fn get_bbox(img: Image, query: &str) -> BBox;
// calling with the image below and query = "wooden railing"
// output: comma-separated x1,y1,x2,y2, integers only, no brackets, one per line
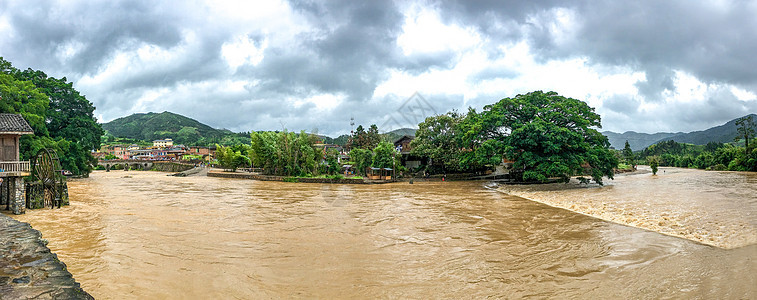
0,161,31,173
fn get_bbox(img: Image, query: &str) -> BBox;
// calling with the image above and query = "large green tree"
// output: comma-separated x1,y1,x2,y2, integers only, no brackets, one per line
348,124,381,150
466,91,617,184
410,112,470,172
215,145,251,171
249,130,317,176
371,141,398,169
1,58,103,175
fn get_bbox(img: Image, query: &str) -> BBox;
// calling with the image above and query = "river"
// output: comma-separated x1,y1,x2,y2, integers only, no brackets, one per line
11,171,757,299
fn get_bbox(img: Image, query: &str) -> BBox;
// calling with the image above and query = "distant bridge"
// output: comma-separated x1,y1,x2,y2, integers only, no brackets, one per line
97,160,155,171
97,160,196,172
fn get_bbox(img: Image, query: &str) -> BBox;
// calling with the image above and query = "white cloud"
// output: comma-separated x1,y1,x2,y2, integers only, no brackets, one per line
397,5,481,55
222,35,267,70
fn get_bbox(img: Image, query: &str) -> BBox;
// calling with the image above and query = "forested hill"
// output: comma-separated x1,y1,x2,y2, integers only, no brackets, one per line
656,114,757,145
604,114,757,150
102,111,230,144
602,131,680,151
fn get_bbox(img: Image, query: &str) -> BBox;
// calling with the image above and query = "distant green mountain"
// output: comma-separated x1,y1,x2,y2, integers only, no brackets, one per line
657,114,757,145
386,128,417,136
101,111,249,146
383,128,417,143
603,114,757,150
602,131,680,151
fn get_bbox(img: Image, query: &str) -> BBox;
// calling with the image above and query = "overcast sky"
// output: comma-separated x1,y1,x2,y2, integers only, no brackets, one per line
1,0,756,136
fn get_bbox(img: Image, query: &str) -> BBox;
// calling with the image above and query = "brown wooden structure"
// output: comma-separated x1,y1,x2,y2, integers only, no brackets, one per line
366,167,394,180
0,114,33,214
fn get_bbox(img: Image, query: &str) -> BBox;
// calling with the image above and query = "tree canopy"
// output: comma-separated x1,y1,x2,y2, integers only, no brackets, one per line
481,91,617,184
348,124,380,150
412,90,617,184
1,57,104,175
249,130,317,176
410,111,477,172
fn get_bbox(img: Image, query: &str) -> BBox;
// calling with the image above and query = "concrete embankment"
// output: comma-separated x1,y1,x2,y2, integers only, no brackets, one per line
0,214,92,299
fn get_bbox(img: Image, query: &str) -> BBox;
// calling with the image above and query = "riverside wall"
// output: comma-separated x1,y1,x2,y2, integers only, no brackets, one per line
0,214,92,299
150,162,195,173
207,170,373,184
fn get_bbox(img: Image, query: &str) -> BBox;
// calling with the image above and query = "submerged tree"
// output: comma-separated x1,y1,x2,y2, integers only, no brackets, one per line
623,140,634,163
649,156,659,175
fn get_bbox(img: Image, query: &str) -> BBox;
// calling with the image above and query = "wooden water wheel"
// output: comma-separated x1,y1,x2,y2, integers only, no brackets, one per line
33,148,63,209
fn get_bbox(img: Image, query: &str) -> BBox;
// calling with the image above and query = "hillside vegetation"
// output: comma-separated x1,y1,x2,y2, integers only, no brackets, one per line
102,111,250,146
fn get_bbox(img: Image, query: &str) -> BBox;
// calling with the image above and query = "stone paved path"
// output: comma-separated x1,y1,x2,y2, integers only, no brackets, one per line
0,214,92,300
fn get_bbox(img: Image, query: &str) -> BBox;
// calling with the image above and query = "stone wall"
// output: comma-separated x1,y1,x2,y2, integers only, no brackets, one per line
1,177,27,214
150,162,195,173
0,214,93,299
12,177,25,214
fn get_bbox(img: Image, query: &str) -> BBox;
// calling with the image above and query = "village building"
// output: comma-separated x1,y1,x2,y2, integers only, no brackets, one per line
393,135,423,170
0,113,33,214
99,144,130,159
153,138,173,148
188,146,216,161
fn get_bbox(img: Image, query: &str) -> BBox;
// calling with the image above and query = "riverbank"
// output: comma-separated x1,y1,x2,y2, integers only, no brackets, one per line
497,166,757,249
208,170,393,184
0,213,92,299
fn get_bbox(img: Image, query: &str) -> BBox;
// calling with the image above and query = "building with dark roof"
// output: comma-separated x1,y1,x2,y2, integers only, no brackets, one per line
0,113,34,135
0,113,34,214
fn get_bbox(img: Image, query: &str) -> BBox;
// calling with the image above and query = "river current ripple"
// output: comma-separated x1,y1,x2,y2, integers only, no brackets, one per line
12,171,757,299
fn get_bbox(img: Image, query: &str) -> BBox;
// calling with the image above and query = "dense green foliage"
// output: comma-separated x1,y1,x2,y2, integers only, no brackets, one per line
372,141,399,169
622,140,634,163
324,149,340,175
649,156,659,175
102,111,250,146
1,57,103,175
349,148,373,175
636,137,757,171
412,91,617,184
347,124,381,150
410,112,473,172
215,145,251,171
249,130,317,176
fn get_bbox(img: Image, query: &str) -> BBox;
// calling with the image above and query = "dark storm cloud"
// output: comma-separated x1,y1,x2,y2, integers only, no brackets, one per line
1,0,755,136
242,0,403,102
2,0,187,75
438,0,757,89
244,0,466,102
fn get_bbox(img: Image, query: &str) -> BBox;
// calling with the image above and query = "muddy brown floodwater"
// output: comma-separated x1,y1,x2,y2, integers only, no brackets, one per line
11,171,757,299
500,167,757,249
